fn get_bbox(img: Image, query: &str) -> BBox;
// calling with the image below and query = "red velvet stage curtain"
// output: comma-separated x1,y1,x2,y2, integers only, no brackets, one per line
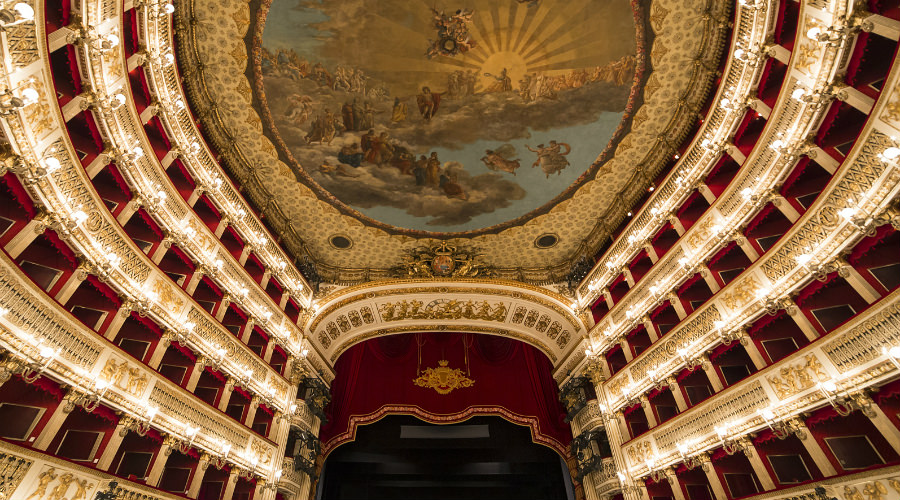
318,332,571,456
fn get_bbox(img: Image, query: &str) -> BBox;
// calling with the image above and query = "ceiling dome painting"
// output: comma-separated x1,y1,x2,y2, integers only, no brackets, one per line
252,0,648,234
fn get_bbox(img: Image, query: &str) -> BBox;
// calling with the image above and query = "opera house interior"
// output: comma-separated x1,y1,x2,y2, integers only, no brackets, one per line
2,0,900,499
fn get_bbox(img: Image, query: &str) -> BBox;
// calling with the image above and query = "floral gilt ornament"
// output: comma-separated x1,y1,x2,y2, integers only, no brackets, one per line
413,360,475,395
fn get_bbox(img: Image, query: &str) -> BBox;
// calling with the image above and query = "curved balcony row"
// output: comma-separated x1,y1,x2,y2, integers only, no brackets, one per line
572,1,897,365
1,42,294,419
558,0,880,383
623,285,900,481
43,0,332,382
598,34,900,418
62,1,315,375
574,0,782,304
0,248,282,479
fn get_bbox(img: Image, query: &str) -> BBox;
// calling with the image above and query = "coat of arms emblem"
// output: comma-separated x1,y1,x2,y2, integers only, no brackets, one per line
393,241,494,278
413,360,475,395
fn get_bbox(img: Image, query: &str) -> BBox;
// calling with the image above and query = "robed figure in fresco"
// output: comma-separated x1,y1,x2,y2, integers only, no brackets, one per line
417,87,441,121
481,149,521,175
483,68,513,93
527,140,571,178
392,97,408,122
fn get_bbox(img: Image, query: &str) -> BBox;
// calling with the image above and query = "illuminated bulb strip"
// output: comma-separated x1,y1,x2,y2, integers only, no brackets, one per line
130,15,323,369
125,12,309,306
68,23,310,369
131,19,310,307
579,10,871,390
601,113,900,411
50,46,296,403
577,1,780,306
579,7,857,359
0,317,278,477
0,0,310,413
627,297,900,478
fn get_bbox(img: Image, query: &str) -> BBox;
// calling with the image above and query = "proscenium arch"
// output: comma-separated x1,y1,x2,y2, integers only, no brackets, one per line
305,279,592,368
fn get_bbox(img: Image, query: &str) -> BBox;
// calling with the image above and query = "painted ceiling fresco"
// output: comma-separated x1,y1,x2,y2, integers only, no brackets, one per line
255,0,642,233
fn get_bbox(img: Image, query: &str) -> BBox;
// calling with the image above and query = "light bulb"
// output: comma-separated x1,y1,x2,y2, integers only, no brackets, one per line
44,157,61,174
839,207,857,221
72,210,88,225
13,3,34,20
881,147,900,161
20,87,39,105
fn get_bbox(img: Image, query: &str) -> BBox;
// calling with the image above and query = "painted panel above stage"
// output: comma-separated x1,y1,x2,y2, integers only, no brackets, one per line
255,0,643,233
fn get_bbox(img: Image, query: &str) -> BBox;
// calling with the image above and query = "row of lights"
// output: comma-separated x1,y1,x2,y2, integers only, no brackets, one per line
0,2,306,486
62,28,311,396
590,3,885,493
577,3,776,312
130,24,310,308
0,320,282,478
581,47,896,394
630,344,898,481
122,9,319,366
581,12,858,322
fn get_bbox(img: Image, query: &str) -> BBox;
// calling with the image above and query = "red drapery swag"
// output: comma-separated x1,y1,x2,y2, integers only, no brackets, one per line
318,332,572,456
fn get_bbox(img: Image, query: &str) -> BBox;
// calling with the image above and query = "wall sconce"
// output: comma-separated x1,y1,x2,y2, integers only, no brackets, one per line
758,407,803,440
616,471,641,495
81,379,111,413
177,424,200,453
21,344,59,383
807,25,856,46
839,206,894,238
239,367,254,389
878,146,900,164
882,345,900,371
676,442,702,470
817,380,854,417
795,251,847,283
212,441,232,469
714,422,742,455
69,27,120,52
262,467,284,493
0,87,38,115
677,346,703,370
131,405,158,437
644,455,667,482
732,45,767,67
